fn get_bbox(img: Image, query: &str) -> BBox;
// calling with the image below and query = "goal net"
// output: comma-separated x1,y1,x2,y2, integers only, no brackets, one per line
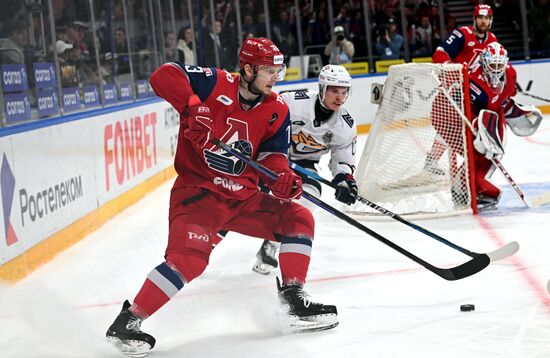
347,63,477,219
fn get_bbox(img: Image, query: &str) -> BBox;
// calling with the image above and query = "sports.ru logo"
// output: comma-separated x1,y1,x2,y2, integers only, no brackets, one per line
1,154,18,246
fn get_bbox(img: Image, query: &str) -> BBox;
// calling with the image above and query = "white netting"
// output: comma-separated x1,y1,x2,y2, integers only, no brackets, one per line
348,63,473,218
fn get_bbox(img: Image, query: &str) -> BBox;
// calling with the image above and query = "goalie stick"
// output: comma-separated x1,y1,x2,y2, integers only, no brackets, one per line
211,137,491,281
434,72,531,208
290,162,519,262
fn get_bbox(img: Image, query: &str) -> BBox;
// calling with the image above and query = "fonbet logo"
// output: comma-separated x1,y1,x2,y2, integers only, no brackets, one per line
0,154,18,246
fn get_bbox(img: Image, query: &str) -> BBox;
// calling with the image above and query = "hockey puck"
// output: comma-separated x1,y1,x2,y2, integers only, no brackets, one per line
460,304,475,312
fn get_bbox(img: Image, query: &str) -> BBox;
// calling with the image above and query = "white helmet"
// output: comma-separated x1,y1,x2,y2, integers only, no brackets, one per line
318,65,352,103
480,42,508,91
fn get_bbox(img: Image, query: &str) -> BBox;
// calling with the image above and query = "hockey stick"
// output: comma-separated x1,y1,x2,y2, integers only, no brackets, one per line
516,81,550,103
290,162,519,262
435,74,531,208
211,137,491,281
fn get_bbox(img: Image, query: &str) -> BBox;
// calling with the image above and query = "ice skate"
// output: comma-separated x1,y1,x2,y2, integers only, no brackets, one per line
252,240,279,275
106,300,156,357
477,194,499,210
277,277,338,333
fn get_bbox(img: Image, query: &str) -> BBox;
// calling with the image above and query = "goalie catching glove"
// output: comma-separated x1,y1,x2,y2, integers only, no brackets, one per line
473,109,505,160
183,94,213,148
332,173,358,205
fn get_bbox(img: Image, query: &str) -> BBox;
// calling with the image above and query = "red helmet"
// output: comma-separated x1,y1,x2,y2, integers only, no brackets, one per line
239,37,284,68
473,4,492,18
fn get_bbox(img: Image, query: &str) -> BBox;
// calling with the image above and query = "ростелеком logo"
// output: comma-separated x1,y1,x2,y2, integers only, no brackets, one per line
1,154,18,246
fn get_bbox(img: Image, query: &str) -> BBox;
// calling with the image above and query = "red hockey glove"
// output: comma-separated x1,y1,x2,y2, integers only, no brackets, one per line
332,173,358,205
183,95,212,148
271,169,303,200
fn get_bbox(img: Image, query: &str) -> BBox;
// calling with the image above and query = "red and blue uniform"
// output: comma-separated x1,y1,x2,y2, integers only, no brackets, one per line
131,62,315,317
433,26,497,68
468,63,517,199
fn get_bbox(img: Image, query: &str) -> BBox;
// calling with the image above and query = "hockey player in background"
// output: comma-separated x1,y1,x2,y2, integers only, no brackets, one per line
252,65,358,274
433,42,542,208
105,37,338,357
464,42,542,207
432,4,497,67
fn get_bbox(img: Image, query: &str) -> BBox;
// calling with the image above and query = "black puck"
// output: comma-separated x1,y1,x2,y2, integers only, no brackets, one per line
460,304,475,312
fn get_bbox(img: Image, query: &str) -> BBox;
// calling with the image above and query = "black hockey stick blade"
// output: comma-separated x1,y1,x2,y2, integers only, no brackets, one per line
433,254,490,281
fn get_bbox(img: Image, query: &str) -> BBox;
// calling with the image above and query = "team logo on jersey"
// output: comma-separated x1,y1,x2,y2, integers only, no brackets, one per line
292,120,306,126
292,131,327,154
322,131,333,144
294,91,310,100
342,113,354,127
203,118,252,179
467,41,476,47
216,95,233,106
204,68,213,76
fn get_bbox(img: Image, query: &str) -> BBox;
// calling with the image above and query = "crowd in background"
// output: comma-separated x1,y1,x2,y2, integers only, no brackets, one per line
0,0,548,123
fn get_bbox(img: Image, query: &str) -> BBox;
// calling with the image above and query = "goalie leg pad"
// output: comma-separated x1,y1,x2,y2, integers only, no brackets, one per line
473,109,506,159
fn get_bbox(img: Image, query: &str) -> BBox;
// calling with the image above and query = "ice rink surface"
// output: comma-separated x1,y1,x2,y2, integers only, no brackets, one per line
1,118,550,358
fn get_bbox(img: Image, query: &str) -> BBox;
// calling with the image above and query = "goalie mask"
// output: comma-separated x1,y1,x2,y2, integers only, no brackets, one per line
480,42,508,92
318,65,352,104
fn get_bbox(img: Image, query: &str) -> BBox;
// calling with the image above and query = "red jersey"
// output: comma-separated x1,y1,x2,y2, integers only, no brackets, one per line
150,62,291,201
433,26,497,68
468,63,517,118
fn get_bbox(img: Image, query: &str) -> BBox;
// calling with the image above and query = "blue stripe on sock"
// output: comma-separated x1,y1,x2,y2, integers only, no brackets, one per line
281,236,312,247
155,262,185,290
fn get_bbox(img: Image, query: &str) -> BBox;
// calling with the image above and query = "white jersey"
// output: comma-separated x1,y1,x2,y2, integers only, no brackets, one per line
281,89,357,176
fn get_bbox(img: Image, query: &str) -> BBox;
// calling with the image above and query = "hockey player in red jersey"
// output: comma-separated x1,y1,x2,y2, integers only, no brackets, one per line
467,42,541,207
432,4,497,67
105,37,338,356
434,42,542,208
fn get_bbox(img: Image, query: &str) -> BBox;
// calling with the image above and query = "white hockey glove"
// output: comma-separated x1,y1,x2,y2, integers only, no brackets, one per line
504,99,543,137
473,109,505,160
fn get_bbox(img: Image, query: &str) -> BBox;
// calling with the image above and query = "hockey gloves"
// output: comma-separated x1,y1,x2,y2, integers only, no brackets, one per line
271,169,303,200
183,94,213,149
332,173,358,205
473,109,505,160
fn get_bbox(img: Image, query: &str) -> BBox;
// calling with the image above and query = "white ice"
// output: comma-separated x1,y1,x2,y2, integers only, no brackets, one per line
1,118,550,358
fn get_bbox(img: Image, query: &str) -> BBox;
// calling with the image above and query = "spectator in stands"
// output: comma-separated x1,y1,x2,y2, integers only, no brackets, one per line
273,10,297,61
56,40,73,64
203,20,233,70
324,26,355,64
1,22,28,64
374,18,403,60
164,31,177,62
177,27,196,65
411,16,434,57
114,28,131,75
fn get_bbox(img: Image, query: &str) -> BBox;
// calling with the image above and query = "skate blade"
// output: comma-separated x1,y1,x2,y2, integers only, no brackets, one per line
288,313,339,333
252,260,276,275
106,336,152,357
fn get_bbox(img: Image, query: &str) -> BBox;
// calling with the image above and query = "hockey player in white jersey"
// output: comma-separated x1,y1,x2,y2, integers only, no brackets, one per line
253,64,358,274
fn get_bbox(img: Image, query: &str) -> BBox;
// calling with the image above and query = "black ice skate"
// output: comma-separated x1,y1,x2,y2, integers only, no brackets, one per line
477,194,499,210
252,240,279,275
277,277,339,333
106,300,156,357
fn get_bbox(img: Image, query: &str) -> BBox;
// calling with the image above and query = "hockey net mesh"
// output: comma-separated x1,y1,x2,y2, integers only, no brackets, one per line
347,63,473,218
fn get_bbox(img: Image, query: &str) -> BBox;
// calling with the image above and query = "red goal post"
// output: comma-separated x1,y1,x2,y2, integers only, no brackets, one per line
347,63,478,219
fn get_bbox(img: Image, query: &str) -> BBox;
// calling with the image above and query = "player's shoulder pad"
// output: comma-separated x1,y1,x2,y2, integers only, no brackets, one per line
489,32,498,42
267,91,290,117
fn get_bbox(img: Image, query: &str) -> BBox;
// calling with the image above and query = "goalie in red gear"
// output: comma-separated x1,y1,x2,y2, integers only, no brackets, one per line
105,37,338,356
434,42,541,209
